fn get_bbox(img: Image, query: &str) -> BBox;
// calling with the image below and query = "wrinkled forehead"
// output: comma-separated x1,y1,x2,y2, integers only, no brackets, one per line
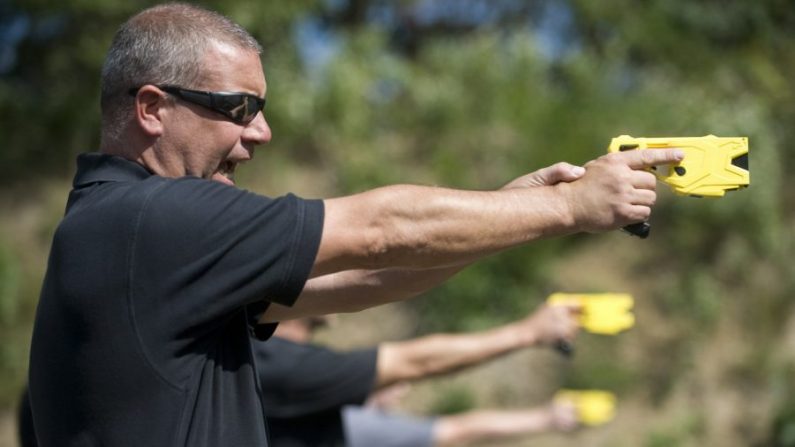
197,40,266,97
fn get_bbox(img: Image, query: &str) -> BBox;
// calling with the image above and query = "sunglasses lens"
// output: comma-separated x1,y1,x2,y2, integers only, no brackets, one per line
223,95,260,123
213,95,244,122
242,97,258,122
240,96,265,124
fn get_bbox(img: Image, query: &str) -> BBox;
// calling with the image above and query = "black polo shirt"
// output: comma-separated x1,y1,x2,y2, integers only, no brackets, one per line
255,337,378,447
29,153,324,447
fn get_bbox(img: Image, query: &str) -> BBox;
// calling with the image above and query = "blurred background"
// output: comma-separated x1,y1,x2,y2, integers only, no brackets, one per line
1,0,794,445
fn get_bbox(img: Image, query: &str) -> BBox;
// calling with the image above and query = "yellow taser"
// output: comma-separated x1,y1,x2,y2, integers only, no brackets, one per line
547,293,634,335
607,135,749,197
555,389,617,426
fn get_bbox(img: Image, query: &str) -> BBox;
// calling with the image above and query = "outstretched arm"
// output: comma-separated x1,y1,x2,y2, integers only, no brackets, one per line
433,401,578,447
374,303,580,388
311,149,683,277
264,150,682,321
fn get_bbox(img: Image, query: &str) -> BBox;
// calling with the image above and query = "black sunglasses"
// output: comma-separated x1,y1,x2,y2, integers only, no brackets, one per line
128,85,266,124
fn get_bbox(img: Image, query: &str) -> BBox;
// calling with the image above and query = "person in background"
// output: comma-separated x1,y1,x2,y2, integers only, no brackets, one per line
258,302,582,447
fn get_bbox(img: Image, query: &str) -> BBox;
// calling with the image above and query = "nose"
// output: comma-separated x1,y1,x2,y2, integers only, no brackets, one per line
241,111,272,146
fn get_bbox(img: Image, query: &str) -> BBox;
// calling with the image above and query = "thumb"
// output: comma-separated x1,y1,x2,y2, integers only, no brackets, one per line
501,162,586,190
536,162,586,185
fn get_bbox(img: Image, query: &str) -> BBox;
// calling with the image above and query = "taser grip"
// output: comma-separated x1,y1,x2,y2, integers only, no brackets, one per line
623,222,650,238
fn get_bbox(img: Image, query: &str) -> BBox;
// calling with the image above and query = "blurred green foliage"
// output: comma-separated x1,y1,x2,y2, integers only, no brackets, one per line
764,364,795,447
645,413,705,447
1,0,794,444
428,384,476,416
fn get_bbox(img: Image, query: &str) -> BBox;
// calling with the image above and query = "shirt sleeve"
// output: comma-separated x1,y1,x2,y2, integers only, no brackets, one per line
255,337,378,418
130,178,324,333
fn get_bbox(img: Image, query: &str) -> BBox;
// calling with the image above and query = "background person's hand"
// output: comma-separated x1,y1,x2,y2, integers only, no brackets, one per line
556,149,684,233
520,303,581,348
545,400,580,432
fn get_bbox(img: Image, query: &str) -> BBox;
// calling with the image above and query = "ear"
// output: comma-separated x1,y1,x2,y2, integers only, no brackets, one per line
132,85,168,137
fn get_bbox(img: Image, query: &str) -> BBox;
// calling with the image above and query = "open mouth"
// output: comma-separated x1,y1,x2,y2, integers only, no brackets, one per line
215,160,238,184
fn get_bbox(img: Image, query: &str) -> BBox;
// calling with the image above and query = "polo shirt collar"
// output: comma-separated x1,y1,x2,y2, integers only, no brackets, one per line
73,153,153,188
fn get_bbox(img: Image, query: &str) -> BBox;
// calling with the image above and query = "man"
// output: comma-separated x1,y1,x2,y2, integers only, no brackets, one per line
258,304,582,447
28,3,682,446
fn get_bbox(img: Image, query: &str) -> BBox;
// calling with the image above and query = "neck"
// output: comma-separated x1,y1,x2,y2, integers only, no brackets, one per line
100,130,182,178
100,125,146,161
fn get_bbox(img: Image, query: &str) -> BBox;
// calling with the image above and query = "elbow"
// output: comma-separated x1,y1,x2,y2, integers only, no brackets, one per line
324,187,435,270
395,356,443,382
378,343,430,385
360,222,430,270
360,230,393,269
358,187,434,269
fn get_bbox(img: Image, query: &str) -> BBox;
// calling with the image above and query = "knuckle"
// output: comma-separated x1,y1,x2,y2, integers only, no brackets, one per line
616,203,633,218
641,150,656,164
603,152,622,164
553,163,571,175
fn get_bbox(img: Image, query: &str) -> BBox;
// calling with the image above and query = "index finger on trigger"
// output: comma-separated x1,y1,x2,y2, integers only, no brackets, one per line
622,148,685,169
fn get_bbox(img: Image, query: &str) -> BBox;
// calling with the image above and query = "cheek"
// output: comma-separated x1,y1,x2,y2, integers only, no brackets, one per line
206,129,244,163
167,114,206,151
172,118,243,169
214,127,245,151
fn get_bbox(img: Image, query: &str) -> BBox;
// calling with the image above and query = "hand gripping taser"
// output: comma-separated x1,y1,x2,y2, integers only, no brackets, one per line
608,135,750,238
547,292,635,336
554,389,617,426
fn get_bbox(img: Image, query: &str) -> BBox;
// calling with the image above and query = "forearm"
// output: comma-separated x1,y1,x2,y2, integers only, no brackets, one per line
261,264,466,322
433,408,555,447
375,321,532,387
312,184,575,277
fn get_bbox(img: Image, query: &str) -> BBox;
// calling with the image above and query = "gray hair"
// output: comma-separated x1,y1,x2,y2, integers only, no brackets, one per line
100,3,262,143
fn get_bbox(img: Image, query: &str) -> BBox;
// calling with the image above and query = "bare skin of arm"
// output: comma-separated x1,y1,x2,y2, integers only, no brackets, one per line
262,265,468,320
432,402,578,447
374,304,580,388
313,183,573,276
